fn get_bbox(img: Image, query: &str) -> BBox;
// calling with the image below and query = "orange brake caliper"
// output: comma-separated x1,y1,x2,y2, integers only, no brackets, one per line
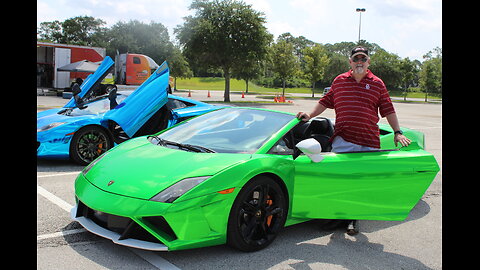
266,195,273,226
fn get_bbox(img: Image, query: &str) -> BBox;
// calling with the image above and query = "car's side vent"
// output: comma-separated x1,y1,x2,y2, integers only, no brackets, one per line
142,216,178,241
76,200,164,244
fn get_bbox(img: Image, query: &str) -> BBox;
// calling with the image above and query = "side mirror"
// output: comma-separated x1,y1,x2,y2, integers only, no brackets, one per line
108,88,118,110
72,83,86,109
295,138,324,162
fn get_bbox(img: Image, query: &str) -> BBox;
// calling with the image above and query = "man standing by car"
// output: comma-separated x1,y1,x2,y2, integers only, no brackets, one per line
296,46,411,235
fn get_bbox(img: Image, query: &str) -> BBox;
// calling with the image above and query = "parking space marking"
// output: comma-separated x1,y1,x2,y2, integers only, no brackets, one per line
37,171,81,178
129,248,182,270
37,228,87,241
37,183,180,270
37,185,73,212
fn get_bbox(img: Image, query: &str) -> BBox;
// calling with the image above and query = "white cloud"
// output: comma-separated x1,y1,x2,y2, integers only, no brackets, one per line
37,0,61,23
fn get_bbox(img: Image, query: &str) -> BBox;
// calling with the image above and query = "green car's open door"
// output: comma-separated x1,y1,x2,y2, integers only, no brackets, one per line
291,147,439,221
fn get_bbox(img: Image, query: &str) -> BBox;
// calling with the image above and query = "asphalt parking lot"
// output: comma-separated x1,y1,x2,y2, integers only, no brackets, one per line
37,90,442,269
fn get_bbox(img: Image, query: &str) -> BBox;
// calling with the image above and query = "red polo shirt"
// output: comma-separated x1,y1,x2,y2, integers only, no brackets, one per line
319,70,395,148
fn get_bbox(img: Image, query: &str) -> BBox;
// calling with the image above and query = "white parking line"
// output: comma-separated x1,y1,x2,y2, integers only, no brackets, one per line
129,248,181,270
37,171,81,178
37,185,73,212
37,228,87,241
37,183,180,270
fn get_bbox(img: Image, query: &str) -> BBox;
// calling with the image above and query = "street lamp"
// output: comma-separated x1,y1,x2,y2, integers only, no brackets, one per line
356,8,366,43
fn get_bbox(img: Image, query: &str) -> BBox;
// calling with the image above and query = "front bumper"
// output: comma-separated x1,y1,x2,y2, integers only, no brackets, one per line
73,173,238,251
71,203,169,251
37,132,72,159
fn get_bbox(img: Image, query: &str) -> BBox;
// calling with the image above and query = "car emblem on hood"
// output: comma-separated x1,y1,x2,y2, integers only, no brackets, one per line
107,180,115,186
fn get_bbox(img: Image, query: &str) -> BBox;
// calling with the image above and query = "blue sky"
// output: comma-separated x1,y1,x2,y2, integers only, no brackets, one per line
37,0,441,61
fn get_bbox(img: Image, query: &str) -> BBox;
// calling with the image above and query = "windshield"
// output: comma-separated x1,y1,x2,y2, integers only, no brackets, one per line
156,108,295,153
64,94,128,116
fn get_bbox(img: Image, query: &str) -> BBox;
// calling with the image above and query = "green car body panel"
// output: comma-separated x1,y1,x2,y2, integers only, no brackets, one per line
72,107,439,251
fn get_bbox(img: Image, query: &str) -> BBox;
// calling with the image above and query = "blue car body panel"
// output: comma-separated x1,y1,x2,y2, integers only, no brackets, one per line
103,61,169,138
37,59,218,161
37,109,104,159
63,56,115,108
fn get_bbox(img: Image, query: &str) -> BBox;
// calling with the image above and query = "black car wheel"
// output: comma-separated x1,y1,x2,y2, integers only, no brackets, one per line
227,176,287,252
70,126,112,165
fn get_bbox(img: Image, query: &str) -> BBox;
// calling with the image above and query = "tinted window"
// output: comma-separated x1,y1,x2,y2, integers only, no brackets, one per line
157,108,294,153
167,98,194,110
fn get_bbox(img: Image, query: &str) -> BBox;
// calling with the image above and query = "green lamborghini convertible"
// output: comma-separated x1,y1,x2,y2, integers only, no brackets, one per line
71,107,439,252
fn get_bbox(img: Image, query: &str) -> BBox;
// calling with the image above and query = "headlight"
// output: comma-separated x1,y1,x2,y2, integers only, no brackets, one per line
37,122,66,132
150,176,210,203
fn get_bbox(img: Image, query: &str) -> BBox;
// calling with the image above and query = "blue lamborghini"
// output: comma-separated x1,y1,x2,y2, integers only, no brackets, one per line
37,56,220,165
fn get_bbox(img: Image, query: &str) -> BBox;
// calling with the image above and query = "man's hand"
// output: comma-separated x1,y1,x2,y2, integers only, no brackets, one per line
296,112,311,121
394,133,411,147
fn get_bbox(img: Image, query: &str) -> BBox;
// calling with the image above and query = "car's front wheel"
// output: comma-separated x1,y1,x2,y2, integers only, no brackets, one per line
227,176,287,252
70,126,112,165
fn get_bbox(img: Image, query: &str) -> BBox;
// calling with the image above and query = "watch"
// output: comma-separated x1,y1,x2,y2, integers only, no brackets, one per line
394,130,403,135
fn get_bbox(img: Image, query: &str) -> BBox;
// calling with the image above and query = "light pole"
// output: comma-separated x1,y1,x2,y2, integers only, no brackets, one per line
356,8,366,43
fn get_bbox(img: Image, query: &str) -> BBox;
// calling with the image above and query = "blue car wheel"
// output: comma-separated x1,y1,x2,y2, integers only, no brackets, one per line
69,126,112,165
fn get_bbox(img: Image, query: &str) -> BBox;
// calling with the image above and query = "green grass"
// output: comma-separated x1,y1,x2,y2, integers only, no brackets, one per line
174,77,442,99
175,77,314,94
388,90,442,100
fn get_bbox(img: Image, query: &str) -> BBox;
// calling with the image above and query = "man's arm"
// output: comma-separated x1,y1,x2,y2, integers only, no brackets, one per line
385,113,411,147
296,102,328,121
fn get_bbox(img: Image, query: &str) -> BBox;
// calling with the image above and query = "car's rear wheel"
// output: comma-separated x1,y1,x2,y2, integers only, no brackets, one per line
70,126,112,165
227,176,287,252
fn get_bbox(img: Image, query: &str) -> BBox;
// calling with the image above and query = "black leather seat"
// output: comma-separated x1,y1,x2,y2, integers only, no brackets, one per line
308,118,333,152
290,118,334,152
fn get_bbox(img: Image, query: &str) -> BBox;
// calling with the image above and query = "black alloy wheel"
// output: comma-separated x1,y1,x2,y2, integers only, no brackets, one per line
227,176,287,252
70,126,112,165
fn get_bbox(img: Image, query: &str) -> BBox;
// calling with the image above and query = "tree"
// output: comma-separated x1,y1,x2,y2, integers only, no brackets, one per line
107,20,174,64
175,0,272,102
324,41,357,58
232,56,263,93
399,57,419,100
277,33,315,60
38,16,107,46
38,20,63,43
303,44,330,97
169,47,193,90
271,40,299,97
419,47,442,101
369,49,402,89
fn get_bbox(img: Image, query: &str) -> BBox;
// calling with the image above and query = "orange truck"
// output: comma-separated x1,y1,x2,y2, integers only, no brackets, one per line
114,53,160,85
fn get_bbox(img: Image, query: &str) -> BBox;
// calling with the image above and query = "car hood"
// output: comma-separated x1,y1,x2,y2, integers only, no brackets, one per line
84,137,252,200
37,109,69,130
103,61,169,138
37,108,91,130
37,106,104,130
63,56,115,108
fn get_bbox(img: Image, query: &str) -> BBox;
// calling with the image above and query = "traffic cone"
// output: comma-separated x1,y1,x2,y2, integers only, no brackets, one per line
242,91,245,98
207,90,211,98
188,90,191,97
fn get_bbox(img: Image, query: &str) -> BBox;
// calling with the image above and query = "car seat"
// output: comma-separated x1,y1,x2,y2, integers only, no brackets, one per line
291,118,334,152
308,118,333,152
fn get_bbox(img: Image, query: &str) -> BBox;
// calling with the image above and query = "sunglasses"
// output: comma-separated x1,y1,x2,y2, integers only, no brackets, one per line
352,56,368,63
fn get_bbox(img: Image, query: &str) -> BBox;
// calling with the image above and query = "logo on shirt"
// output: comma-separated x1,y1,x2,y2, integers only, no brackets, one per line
365,84,370,89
